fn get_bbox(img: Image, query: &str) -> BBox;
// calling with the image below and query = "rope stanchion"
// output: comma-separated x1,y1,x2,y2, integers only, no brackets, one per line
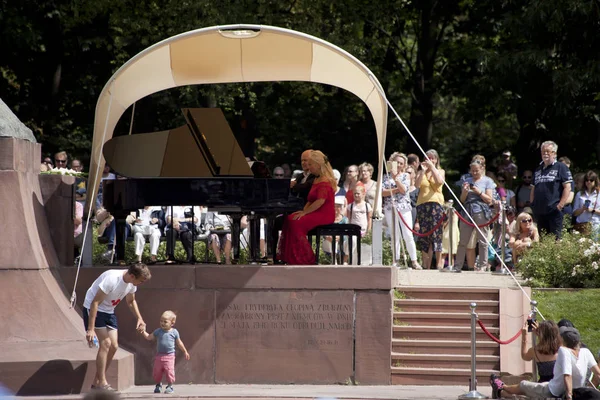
397,209,446,237
458,303,486,399
477,319,522,345
454,209,500,228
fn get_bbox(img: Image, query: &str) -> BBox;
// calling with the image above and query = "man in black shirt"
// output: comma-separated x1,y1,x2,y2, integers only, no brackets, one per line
530,141,572,239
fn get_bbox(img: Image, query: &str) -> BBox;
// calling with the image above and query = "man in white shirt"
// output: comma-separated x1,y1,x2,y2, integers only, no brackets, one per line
132,206,162,264
83,263,151,391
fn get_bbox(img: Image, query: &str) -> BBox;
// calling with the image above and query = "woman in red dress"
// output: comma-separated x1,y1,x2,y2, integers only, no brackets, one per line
278,150,336,265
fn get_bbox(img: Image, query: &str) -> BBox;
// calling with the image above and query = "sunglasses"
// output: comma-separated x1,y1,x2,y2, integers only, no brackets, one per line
55,159,67,164
585,179,596,182
522,176,532,179
497,179,505,183
521,219,532,223
274,174,284,177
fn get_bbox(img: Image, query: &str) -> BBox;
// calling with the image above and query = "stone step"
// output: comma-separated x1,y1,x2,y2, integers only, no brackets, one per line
392,339,500,356
0,341,134,394
391,366,499,385
395,298,499,313
393,325,500,341
392,352,500,370
393,311,499,327
396,287,499,301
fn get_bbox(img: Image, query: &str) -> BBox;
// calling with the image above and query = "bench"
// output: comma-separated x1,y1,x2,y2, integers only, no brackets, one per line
308,223,362,265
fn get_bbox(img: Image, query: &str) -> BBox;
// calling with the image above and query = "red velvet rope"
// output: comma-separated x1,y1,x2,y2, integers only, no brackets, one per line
454,209,500,228
397,209,446,237
477,319,522,345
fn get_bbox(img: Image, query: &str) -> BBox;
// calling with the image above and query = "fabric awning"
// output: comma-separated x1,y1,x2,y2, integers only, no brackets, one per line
88,24,388,214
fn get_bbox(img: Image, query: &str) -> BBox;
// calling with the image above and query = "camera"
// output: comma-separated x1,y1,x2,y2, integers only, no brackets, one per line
527,315,536,332
584,199,591,208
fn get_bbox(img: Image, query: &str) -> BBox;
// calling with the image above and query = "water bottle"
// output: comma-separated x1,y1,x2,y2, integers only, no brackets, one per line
92,336,99,348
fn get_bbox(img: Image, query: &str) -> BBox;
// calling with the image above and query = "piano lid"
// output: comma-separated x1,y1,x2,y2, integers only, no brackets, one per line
102,108,252,178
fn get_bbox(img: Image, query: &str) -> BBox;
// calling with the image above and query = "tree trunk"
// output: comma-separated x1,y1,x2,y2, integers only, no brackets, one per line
407,1,436,154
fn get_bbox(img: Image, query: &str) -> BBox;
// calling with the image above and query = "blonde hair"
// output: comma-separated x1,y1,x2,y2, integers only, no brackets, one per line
512,212,537,236
162,310,177,323
425,149,441,168
310,150,337,191
354,185,366,194
471,154,486,169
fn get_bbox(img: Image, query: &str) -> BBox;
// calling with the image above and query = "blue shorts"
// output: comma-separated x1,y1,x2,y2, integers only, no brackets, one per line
83,308,118,331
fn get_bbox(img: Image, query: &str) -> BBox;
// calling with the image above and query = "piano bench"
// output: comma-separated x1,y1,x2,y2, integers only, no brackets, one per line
308,223,361,265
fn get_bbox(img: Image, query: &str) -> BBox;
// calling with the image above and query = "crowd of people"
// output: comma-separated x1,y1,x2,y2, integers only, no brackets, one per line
44,138,600,269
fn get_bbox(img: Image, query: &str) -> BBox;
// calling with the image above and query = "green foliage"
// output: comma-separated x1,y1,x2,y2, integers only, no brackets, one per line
534,289,600,359
2,0,599,176
519,231,600,288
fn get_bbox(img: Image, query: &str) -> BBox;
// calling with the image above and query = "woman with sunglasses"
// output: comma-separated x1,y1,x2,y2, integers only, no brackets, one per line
509,212,539,263
572,171,600,240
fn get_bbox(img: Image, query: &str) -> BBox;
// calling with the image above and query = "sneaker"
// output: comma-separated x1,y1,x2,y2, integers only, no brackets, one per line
101,250,114,261
154,383,162,393
164,385,174,394
489,374,504,399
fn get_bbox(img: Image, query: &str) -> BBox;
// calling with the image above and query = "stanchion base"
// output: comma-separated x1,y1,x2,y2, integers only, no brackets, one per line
458,390,487,399
440,266,462,273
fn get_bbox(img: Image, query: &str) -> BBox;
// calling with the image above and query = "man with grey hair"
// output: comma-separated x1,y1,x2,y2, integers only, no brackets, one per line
272,166,284,178
530,140,572,239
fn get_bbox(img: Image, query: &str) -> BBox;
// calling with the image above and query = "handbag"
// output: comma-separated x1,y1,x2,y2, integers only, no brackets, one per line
573,221,592,235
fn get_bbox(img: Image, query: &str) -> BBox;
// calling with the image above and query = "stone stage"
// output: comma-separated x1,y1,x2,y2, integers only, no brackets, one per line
58,264,396,389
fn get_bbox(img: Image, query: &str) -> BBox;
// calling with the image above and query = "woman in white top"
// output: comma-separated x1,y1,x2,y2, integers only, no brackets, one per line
573,170,600,240
382,152,421,269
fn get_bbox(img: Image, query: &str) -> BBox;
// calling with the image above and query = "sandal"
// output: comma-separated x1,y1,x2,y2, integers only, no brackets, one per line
94,384,116,391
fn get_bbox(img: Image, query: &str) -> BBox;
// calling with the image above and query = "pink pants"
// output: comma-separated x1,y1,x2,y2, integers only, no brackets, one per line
153,353,176,384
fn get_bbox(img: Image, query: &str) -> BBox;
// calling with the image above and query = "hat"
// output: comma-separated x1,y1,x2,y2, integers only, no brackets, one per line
502,150,511,157
559,326,581,348
334,196,345,206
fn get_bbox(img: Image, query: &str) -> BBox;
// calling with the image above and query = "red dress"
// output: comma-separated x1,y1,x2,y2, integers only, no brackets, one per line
278,181,335,265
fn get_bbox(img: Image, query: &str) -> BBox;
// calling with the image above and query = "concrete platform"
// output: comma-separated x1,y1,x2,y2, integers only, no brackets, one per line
11,383,495,399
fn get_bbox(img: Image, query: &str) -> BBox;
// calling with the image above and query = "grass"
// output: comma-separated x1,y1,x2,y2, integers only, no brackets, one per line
533,289,600,358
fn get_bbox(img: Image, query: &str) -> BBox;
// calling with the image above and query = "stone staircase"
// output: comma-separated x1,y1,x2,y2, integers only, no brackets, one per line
391,287,501,385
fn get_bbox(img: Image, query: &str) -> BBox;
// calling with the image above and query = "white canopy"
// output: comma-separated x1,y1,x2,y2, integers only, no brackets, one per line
88,24,388,213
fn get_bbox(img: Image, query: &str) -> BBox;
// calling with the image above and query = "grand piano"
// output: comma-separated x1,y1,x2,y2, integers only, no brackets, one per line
101,108,303,263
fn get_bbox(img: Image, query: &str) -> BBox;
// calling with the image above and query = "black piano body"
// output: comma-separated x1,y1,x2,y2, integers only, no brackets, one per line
100,108,304,264
102,177,303,263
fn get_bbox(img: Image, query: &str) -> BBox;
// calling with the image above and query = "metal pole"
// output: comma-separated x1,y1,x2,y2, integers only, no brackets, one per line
392,208,398,267
530,300,538,382
500,202,506,268
458,303,486,399
449,201,454,268
493,202,510,276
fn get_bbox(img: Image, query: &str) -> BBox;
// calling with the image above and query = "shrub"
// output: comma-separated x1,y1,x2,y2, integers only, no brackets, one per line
519,230,600,288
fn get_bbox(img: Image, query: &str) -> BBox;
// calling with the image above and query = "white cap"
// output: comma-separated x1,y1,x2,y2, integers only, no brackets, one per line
334,196,345,206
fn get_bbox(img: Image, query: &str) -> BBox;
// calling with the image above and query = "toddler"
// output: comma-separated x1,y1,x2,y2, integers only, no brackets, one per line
141,310,190,394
